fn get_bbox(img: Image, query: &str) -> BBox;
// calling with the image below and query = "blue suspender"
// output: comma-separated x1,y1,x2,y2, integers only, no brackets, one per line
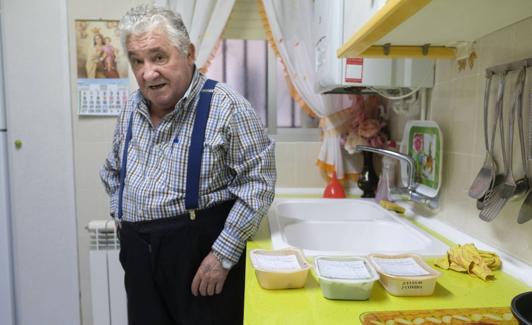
117,79,218,221
185,79,217,219
117,111,134,220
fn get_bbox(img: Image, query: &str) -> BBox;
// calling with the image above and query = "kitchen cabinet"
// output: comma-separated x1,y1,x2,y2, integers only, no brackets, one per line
314,0,435,92
1,0,80,324
337,0,532,59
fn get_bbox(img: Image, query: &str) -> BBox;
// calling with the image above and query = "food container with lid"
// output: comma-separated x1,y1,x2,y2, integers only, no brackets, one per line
250,248,310,289
314,256,379,300
368,253,441,296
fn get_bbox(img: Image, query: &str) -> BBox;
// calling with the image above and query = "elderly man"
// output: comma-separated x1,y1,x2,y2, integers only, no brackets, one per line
100,4,276,324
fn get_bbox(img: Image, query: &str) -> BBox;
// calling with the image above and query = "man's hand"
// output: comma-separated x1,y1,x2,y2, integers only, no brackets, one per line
191,251,229,296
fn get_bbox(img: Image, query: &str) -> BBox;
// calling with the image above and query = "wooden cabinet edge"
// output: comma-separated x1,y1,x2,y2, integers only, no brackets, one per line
337,0,431,58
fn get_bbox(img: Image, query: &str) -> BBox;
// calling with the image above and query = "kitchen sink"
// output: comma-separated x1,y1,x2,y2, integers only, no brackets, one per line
268,198,449,257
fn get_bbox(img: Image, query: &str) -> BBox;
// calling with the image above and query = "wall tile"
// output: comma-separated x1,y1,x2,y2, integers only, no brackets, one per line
434,59,452,84
273,142,327,188
448,121,476,154
450,75,480,124
431,17,532,264
477,25,517,70
513,18,532,60
428,81,452,123
443,153,474,194
274,142,298,187
293,142,327,187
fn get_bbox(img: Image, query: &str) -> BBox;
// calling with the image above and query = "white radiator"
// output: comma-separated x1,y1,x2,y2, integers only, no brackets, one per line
87,220,127,325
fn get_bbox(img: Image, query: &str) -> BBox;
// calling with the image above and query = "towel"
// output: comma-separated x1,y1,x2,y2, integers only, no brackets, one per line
434,243,501,280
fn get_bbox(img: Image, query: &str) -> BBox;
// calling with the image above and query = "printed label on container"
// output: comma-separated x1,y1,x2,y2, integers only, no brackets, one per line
317,259,371,280
371,257,431,276
345,58,364,83
251,254,301,271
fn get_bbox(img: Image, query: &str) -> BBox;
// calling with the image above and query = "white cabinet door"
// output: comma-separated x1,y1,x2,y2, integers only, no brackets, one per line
2,0,80,324
0,132,14,325
0,21,5,131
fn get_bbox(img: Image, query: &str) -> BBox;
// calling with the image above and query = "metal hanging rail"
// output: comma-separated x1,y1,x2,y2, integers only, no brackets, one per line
486,57,532,76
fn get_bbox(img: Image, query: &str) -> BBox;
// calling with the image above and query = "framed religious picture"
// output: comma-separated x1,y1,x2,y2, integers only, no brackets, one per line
75,19,130,116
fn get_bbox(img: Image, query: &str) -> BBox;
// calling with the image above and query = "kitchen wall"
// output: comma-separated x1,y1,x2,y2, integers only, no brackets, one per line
69,3,532,325
275,142,325,187
428,17,532,263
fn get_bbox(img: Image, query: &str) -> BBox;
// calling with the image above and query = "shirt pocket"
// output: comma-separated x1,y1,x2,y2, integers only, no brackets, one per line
201,133,227,184
161,141,188,194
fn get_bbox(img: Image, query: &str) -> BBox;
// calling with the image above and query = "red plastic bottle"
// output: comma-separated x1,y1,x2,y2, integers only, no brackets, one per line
323,171,346,198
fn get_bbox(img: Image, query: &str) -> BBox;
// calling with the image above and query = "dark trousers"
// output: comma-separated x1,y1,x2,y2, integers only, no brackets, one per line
118,200,245,325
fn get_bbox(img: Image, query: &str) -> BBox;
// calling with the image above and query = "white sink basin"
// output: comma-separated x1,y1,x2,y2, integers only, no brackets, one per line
268,198,448,257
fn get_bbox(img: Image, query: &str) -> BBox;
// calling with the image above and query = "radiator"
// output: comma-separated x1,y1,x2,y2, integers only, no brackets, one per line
87,220,127,325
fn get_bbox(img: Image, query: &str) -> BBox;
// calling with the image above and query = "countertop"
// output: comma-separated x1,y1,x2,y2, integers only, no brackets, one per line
243,196,531,325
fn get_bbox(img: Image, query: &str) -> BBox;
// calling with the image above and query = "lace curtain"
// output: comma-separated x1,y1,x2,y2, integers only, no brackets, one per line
259,0,360,180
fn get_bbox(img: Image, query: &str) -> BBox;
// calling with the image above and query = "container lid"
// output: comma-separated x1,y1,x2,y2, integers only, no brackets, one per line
315,256,379,282
368,253,440,278
250,249,309,272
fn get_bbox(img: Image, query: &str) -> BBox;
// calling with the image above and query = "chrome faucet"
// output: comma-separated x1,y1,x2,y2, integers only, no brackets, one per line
355,145,439,209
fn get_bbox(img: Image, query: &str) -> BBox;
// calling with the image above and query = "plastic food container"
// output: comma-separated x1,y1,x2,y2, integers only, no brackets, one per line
368,253,441,296
314,256,379,300
250,248,310,289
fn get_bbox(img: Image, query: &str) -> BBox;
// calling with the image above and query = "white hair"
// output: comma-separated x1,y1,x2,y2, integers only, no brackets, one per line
119,4,191,57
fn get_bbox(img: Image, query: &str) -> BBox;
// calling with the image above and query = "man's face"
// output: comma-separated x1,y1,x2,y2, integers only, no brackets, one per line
126,29,195,113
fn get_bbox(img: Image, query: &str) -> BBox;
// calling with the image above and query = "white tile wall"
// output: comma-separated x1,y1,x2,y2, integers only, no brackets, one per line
275,141,328,188
429,17,532,265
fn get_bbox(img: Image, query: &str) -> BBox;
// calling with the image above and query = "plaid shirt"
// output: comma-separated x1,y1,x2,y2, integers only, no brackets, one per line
100,69,276,262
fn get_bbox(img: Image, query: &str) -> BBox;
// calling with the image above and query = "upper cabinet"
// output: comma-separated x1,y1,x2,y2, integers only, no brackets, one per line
337,0,532,59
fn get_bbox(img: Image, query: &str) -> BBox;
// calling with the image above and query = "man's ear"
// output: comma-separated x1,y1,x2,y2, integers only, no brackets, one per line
187,43,196,64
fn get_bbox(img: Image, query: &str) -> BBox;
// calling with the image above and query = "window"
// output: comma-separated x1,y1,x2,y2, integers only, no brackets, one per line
205,39,319,141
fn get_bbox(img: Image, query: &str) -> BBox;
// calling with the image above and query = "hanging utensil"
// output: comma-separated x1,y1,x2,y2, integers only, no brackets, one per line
518,69,532,224
480,70,523,222
513,67,529,200
469,73,496,199
477,173,504,210
477,72,507,218
477,174,529,210
479,107,510,221
495,89,517,200
475,73,506,208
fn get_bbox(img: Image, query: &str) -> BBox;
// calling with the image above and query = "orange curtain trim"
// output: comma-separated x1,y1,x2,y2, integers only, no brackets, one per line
316,159,360,182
